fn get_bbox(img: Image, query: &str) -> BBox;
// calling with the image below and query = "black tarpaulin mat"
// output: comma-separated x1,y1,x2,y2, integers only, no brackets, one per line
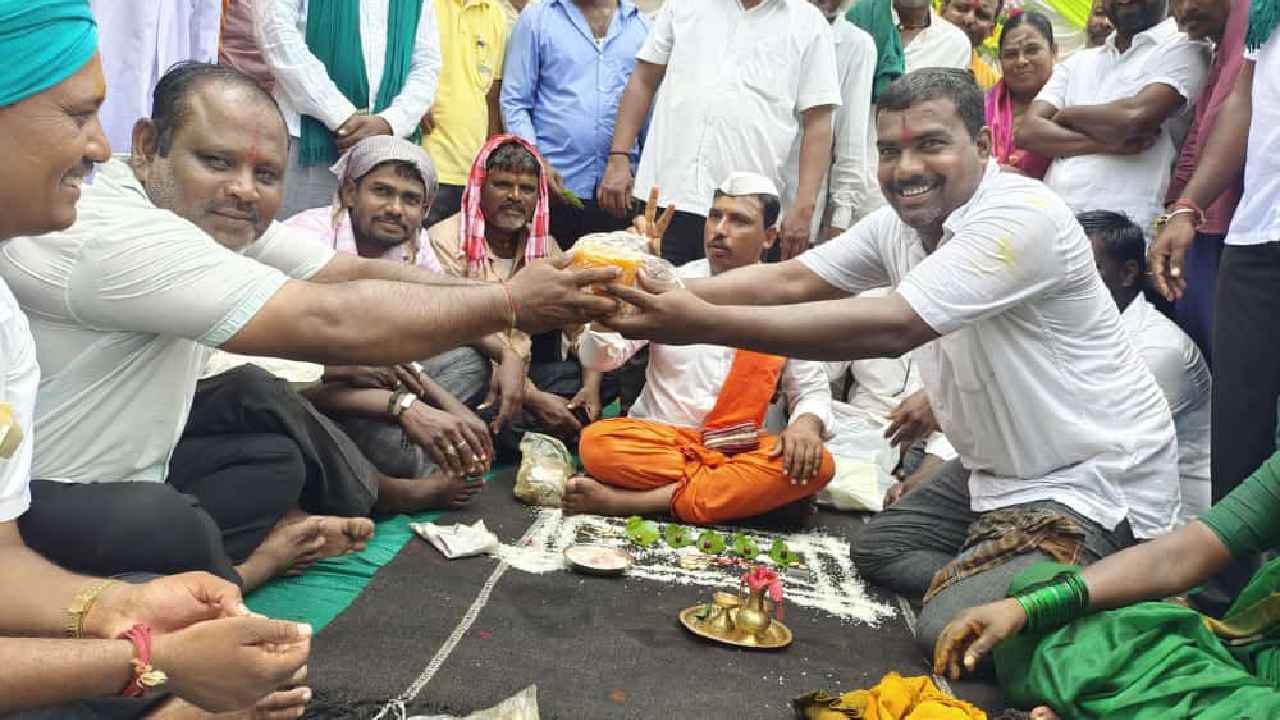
302,469,1004,719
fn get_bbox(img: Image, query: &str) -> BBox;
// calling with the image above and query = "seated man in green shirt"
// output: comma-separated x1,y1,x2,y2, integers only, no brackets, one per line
935,448,1280,720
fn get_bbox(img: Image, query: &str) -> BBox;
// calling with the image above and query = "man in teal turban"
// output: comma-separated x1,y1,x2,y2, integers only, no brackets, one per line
0,3,316,718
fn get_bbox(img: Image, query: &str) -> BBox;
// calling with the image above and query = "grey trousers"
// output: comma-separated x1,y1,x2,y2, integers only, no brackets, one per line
279,137,339,219
851,458,1136,656
330,347,491,478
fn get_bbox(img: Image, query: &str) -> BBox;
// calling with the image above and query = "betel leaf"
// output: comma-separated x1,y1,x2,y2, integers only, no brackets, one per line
560,187,586,210
768,538,801,567
664,524,694,548
624,516,660,547
729,532,760,559
696,529,726,555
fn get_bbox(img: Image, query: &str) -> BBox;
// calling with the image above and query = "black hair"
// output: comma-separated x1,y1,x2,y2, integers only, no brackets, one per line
359,159,425,187
150,61,284,156
877,68,986,140
485,141,541,177
1000,10,1057,54
712,190,782,228
1077,210,1146,275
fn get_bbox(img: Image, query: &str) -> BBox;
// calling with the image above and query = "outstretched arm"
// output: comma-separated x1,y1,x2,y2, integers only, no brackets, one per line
223,258,620,365
606,286,937,361
684,258,850,307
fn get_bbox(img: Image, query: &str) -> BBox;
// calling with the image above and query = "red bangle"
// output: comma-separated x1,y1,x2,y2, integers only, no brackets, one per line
119,623,167,697
499,281,518,330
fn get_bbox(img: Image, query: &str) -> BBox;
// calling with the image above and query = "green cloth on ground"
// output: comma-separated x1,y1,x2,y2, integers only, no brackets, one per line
847,0,904,102
246,509,441,630
298,0,423,166
1200,450,1280,561
994,560,1280,719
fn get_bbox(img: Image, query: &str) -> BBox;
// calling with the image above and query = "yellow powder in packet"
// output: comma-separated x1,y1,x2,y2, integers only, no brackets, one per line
569,233,651,288
0,402,23,460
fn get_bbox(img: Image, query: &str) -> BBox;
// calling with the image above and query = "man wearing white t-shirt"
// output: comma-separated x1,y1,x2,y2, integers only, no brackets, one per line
1018,0,1210,235
605,68,1178,654
597,0,842,265
0,63,619,592
1081,211,1211,523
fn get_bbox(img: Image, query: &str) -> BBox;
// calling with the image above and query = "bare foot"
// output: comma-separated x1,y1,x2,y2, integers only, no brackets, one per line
375,472,482,514
235,518,327,591
289,514,375,559
562,476,674,517
147,685,311,719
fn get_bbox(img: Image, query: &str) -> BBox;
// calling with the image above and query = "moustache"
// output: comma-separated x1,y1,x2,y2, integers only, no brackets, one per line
209,203,260,224
373,214,406,229
887,175,943,195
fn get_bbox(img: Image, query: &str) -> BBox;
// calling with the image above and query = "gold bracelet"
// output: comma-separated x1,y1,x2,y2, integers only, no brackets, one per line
65,578,120,639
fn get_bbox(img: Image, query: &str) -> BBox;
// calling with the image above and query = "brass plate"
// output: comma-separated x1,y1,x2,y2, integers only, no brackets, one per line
678,604,793,650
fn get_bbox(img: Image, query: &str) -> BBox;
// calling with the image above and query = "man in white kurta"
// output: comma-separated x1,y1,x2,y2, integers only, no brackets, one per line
254,0,442,216
566,173,836,525
598,0,842,267
783,0,879,241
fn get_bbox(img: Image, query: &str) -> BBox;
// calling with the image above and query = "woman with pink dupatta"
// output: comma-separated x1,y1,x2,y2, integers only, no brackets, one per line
987,11,1057,178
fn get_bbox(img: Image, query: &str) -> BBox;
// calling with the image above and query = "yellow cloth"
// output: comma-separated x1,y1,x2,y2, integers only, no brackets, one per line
969,50,1001,91
797,673,986,720
423,0,509,185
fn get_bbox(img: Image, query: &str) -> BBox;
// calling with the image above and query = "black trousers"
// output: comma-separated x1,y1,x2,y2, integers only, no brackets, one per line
425,183,465,229
1210,242,1280,502
18,366,377,585
549,198,635,251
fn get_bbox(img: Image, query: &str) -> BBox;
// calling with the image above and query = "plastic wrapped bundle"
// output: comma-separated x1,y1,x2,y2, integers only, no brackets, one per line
568,232,681,310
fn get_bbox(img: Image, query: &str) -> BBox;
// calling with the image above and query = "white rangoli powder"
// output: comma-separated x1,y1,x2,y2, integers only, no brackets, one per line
489,509,895,626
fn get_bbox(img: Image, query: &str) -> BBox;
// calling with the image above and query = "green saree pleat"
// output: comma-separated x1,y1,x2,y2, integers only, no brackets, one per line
993,561,1280,719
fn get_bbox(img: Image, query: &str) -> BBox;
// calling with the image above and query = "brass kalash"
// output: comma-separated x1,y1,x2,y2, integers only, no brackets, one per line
679,586,793,649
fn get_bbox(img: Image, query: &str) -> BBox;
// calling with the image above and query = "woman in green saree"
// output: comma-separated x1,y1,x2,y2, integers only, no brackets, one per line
933,450,1280,719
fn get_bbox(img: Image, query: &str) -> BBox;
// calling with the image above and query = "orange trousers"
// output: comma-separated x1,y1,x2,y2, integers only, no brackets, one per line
579,418,834,525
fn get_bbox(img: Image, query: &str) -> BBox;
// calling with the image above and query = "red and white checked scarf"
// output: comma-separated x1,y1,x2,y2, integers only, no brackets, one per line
459,134,551,278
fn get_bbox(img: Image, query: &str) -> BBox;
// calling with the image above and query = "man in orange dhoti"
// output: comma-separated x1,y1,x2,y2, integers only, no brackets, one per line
564,173,836,525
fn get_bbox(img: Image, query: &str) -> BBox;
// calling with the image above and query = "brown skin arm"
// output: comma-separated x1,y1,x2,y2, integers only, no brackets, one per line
606,284,938,361
934,521,1232,677
0,521,104,635
0,638,135,713
684,258,851,307
597,61,667,215
780,105,837,259
309,254,516,367
223,279,513,364
1149,61,1253,300
1016,101,1117,158
1052,83,1186,141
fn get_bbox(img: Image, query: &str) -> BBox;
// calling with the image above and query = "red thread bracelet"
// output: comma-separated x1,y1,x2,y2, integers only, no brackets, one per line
499,282,518,330
119,623,167,697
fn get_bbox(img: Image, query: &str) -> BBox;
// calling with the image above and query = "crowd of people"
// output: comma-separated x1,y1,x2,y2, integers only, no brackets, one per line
0,0,1274,717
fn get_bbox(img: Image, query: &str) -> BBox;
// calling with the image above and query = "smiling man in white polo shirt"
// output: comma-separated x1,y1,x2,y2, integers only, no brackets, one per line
604,68,1179,657
1016,0,1210,236
596,0,842,266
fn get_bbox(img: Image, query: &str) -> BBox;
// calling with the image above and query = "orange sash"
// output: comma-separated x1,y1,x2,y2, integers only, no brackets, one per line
705,349,787,428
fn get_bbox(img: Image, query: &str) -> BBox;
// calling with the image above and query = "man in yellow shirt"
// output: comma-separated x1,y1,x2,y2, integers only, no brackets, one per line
422,0,511,227
941,0,1003,90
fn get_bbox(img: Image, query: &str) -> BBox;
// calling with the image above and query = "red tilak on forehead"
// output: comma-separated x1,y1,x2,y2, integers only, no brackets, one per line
900,114,914,144
246,127,261,166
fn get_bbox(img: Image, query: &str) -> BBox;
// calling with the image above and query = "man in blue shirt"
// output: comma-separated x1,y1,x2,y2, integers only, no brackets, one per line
500,0,650,250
